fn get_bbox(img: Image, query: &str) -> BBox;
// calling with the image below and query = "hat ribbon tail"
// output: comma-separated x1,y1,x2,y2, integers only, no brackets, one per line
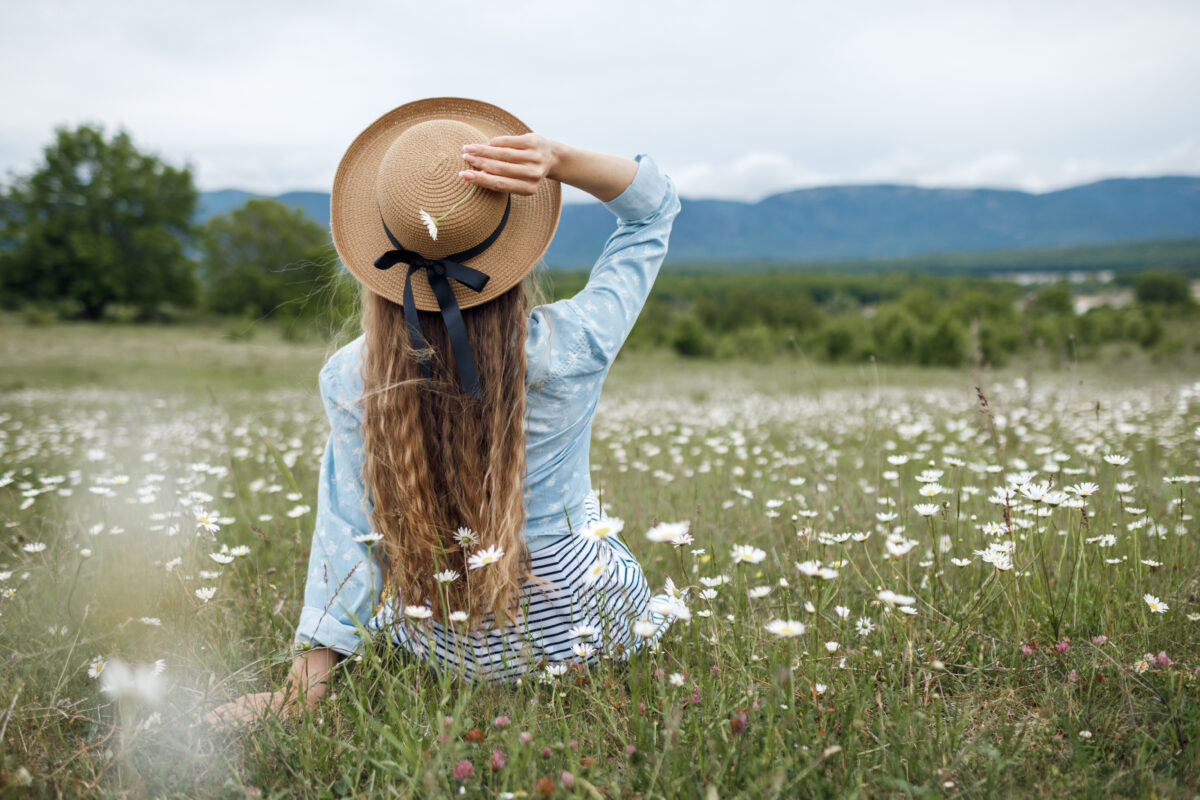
372,197,510,400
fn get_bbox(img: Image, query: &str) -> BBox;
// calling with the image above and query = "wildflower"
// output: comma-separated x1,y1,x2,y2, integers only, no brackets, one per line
353,531,384,544
647,594,690,621
914,503,940,518
449,610,469,623
520,731,532,744
747,585,772,599
454,527,479,549
579,517,625,543
645,520,691,545
1143,593,1168,614
404,605,433,620
1091,635,1107,646
730,544,766,564
493,715,511,728
1155,651,1173,666
854,617,876,637
434,569,460,583
194,507,220,534
229,545,251,557
138,617,162,626
1066,482,1100,497
825,641,840,652
1133,657,1150,673
88,656,106,679
209,552,234,565
633,619,661,638
918,483,945,498
419,209,439,240
195,587,217,603
814,683,827,695
582,552,612,586
571,641,596,659
453,759,474,780
699,575,731,587
99,657,165,704
1103,453,1130,466
877,589,917,607
286,504,311,518
834,605,851,620
764,619,806,637
1068,669,1079,682
668,672,686,686
567,624,600,639
1078,730,1092,739
468,545,504,570
22,542,46,553
560,771,575,788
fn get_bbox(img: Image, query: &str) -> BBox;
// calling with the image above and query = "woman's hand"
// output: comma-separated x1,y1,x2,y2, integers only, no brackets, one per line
203,688,310,726
202,646,338,726
460,134,557,197
461,135,638,203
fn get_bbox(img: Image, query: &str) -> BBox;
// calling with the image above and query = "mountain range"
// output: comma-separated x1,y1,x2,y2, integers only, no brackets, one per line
198,176,1200,267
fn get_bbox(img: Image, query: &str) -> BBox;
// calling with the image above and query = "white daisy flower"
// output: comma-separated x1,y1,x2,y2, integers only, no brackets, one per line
353,531,384,544
764,619,806,637
419,209,438,240
730,544,766,564
403,605,433,620
467,545,504,570
1143,593,1168,614
195,587,217,603
579,517,625,543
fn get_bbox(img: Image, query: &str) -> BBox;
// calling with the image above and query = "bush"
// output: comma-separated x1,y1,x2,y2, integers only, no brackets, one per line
917,314,969,367
715,324,777,362
670,313,715,358
1135,271,1192,307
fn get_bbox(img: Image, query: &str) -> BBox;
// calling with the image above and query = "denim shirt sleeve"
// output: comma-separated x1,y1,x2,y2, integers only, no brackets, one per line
526,154,681,382
293,346,383,657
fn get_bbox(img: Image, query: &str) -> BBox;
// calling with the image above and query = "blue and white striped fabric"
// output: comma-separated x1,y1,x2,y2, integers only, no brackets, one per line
366,491,672,683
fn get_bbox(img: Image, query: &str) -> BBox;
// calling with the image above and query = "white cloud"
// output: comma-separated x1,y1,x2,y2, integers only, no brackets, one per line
1,0,1198,198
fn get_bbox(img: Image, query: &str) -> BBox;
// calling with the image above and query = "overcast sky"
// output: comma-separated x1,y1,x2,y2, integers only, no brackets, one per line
2,0,1198,202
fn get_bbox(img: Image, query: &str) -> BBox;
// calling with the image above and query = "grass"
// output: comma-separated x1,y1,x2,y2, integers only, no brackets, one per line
1,319,1198,798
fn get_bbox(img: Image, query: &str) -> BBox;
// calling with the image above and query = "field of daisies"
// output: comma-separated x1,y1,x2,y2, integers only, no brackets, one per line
1,322,1198,798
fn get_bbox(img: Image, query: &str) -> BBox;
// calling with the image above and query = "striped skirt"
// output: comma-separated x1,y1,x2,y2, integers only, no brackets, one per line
367,492,672,683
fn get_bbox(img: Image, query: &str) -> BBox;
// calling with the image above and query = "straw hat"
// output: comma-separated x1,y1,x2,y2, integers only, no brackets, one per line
330,97,561,312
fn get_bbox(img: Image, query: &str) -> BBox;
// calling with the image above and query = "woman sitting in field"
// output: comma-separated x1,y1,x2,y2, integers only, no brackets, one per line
209,98,680,722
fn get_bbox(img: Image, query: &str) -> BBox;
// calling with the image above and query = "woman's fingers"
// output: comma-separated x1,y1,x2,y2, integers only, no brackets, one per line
461,153,541,180
202,690,295,726
462,142,539,164
460,169,538,196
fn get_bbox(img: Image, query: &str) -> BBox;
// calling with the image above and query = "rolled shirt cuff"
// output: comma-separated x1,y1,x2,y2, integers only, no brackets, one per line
294,605,370,658
602,154,670,223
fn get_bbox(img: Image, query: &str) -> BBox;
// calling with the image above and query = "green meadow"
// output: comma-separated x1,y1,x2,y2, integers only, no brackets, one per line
1,318,1198,798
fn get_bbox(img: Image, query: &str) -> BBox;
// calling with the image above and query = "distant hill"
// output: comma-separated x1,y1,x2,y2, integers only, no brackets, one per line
199,176,1200,268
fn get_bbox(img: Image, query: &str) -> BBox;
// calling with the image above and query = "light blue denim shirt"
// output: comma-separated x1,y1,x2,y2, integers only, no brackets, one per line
295,154,680,656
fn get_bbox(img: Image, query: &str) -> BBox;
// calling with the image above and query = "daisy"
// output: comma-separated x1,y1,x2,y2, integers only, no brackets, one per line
419,209,438,240
914,503,941,518
404,605,433,620
434,569,460,583
229,545,251,557
1143,593,1168,614
582,553,612,586
454,527,479,550
764,619,806,637
468,545,504,570
645,521,691,545
87,656,106,679
1103,453,1130,466
571,641,596,660
195,587,217,603
747,585,772,599
667,672,686,687
834,605,851,620
579,517,625,543
730,544,766,564
193,510,222,534
353,531,384,545
633,619,661,638
567,624,600,639
448,610,469,623
21,542,46,553
209,552,234,565
825,641,840,652
138,617,162,626
855,617,876,637
877,589,917,607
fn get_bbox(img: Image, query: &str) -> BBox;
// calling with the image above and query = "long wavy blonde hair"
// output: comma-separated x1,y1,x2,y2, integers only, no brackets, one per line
357,279,535,630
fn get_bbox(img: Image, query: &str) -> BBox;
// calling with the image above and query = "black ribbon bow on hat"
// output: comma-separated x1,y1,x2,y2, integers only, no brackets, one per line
372,196,511,401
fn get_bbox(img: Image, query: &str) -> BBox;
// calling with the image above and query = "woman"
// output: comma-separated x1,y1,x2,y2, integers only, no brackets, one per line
209,98,680,723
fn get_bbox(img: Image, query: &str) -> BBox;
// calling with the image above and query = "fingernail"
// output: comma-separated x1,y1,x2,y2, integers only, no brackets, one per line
461,152,474,162
458,170,473,180
462,144,478,154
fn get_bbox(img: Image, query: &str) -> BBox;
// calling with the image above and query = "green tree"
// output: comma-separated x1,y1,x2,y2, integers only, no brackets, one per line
0,124,197,319
200,198,338,320
1134,271,1192,307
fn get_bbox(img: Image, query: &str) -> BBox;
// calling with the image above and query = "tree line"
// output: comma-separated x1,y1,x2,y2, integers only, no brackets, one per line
2,125,1196,365
0,124,349,333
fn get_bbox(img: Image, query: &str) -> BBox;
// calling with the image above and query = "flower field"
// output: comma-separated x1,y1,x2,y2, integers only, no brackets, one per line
1,322,1198,798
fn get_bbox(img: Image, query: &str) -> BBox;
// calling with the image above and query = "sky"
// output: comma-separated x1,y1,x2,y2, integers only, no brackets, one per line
2,0,1198,202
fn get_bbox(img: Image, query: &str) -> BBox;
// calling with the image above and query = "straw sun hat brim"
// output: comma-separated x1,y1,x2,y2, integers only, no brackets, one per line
330,97,561,312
